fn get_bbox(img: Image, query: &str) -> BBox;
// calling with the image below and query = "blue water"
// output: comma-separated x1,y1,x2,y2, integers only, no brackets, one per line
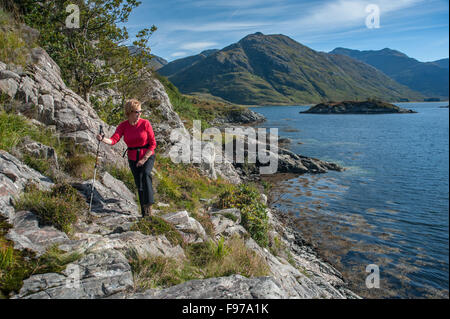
250,102,449,298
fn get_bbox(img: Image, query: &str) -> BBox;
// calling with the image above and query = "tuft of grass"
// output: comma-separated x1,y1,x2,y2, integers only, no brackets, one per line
127,235,270,292
127,249,199,291
185,235,270,278
130,216,184,247
61,153,96,181
13,182,87,235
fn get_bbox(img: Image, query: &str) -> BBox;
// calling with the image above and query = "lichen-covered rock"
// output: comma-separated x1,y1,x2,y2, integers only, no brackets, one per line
112,274,289,299
13,249,133,299
0,48,128,167
5,210,69,256
0,150,53,221
162,210,207,243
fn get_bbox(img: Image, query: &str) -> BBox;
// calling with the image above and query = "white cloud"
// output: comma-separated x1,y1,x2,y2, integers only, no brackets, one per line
169,21,270,32
281,0,424,32
180,41,218,50
171,51,188,57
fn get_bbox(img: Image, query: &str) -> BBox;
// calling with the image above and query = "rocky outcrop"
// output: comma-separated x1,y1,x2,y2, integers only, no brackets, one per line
0,150,53,222
212,108,266,125
0,50,128,167
300,100,417,114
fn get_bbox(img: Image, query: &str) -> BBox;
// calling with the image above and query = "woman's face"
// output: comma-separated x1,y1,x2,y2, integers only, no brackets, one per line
128,106,142,123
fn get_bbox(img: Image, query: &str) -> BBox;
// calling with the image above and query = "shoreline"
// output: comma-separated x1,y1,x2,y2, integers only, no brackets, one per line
226,114,361,298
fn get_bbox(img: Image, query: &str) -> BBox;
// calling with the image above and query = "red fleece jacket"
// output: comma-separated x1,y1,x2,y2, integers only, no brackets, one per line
110,118,156,161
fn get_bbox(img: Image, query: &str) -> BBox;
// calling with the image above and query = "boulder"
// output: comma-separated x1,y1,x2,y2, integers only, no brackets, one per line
162,210,207,243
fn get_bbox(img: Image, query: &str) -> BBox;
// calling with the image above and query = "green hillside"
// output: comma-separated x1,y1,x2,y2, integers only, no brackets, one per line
160,32,423,105
330,47,449,99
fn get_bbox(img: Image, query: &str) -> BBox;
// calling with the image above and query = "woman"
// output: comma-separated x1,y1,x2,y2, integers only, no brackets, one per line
97,99,157,218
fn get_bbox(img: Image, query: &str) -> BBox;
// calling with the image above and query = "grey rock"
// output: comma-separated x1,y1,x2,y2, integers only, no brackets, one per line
5,210,69,256
0,150,53,221
162,210,207,243
14,249,133,299
115,274,289,299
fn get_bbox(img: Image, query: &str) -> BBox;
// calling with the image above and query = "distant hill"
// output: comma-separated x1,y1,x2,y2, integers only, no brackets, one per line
158,49,218,77
158,33,422,105
330,48,449,99
127,45,168,70
430,58,449,69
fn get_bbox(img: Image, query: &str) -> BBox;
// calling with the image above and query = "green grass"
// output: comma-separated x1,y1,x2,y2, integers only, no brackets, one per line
13,182,87,235
130,216,184,247
0,7,37,67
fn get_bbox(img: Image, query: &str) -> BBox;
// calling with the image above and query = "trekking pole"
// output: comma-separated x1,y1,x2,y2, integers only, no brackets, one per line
89,125,104,213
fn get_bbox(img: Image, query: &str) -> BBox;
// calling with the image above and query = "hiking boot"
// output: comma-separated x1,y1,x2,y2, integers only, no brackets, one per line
142,204,153,218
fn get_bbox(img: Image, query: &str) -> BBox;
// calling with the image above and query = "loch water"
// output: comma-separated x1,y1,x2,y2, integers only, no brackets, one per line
250,102,449,298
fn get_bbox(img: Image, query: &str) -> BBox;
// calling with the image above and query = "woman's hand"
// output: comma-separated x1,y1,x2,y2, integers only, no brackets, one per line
136,158,147,167
137,150,153,167
96,134,104,141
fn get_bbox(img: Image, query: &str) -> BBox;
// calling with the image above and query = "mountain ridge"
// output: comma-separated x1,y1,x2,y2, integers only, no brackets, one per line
330,47,449,99
158,32,423,105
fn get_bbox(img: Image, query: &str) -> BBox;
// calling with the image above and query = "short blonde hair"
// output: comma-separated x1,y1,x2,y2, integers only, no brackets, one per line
124,99,142,117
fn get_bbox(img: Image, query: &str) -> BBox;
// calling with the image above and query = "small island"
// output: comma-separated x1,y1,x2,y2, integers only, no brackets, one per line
300,100,417,114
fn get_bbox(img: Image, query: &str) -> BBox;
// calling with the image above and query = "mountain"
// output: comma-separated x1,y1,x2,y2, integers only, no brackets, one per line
126,45,168,70
330,48,449,99
158,33,422,105
430,58,449,69
158,49,218,77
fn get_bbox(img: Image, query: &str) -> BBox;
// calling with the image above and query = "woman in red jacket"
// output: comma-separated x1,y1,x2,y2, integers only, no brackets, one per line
96,99,157,218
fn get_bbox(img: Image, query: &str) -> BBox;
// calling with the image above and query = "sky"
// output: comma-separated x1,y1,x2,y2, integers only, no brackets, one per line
119,0,449,63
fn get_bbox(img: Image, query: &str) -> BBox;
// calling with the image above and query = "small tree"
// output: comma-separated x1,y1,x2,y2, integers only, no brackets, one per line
3,0,156,104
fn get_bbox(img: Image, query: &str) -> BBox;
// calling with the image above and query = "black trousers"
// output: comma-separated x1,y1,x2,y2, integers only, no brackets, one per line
128,153,156,212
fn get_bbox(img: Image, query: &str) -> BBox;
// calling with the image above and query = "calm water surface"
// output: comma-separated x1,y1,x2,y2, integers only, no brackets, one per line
250,102,449,298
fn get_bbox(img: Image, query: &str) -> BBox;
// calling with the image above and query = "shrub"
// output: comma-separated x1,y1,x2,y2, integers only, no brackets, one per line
217,183,269,247
13,183,86,235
